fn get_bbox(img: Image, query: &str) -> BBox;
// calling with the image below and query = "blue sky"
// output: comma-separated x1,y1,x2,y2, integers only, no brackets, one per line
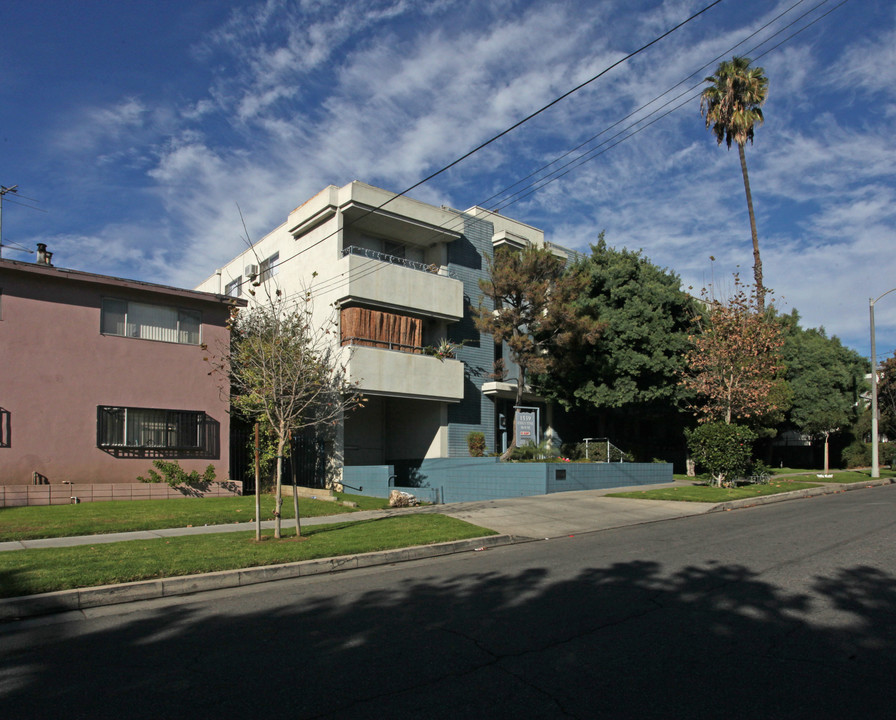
2,0,894,359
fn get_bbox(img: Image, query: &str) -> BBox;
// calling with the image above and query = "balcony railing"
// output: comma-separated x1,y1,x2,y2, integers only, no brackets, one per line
341,246,454,277
341,336,423,354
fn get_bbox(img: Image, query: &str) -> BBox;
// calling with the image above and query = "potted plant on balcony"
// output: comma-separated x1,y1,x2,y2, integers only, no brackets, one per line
425,338,464,361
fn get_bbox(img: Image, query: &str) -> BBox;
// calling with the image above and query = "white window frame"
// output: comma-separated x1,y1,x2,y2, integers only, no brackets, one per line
101,298,201,345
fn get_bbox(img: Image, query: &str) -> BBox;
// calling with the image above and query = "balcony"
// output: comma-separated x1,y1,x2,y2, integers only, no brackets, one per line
337,250,464,321
344,344,464,402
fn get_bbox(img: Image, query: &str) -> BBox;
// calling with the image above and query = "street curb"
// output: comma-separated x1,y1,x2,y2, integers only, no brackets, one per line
708,477,894,512
0,533,514,622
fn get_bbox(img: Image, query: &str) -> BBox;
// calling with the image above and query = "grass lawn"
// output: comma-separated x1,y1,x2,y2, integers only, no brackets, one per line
0,514,496,598
333,492,393,510
0,493,388,542
608,479,821,503
786,468,896,484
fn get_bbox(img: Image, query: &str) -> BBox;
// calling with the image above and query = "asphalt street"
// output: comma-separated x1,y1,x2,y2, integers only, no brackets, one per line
2,483,895,719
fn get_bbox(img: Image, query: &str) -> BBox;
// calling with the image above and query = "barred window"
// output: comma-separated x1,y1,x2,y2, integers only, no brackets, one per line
101,298,201,345
97,407,205,450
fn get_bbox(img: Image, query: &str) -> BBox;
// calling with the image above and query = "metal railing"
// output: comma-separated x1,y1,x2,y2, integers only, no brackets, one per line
341,336,425,354
582,437,629,462
342,246,454,277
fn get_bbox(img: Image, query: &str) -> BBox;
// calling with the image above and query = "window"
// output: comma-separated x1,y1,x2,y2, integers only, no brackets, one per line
97,406,205,450
101,298,201,344
258,252,279,283
0,407,9,447
224,276,242,297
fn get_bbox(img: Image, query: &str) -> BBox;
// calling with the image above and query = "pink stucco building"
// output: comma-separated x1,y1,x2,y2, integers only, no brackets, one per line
0,256,245,491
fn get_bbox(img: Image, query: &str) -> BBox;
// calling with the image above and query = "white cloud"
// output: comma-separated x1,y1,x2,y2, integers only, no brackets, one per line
15,0,895,358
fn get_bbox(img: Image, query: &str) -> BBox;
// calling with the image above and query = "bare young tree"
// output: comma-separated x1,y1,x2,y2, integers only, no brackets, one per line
211,287,362,539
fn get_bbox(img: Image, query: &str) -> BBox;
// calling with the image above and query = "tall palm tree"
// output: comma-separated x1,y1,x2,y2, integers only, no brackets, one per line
700,56,769,311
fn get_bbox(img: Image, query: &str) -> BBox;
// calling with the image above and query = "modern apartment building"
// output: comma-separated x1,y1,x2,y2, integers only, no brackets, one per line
196,181,577,469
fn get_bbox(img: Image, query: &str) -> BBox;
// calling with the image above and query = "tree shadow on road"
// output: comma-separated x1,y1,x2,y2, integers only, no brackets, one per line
2,557,894,719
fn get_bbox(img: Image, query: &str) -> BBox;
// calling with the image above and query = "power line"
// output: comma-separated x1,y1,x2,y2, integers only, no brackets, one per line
253,0,727,279
303,0,842,298
235,0,846,302
388,0,727,202
479,0,823,214
1,196,47,213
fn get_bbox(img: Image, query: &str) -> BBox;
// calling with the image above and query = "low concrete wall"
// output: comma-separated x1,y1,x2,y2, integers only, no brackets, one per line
546,462,672,493
0,481,243,507
343,460,671,503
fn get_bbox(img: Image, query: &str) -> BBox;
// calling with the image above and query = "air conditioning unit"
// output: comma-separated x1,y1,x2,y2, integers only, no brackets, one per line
245,264,259,279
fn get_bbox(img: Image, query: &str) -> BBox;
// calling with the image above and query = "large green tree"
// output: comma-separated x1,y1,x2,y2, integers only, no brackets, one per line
541,235,696,414
473,244,602,459
701,56,769,311
874,352,896,440
779,313,867,471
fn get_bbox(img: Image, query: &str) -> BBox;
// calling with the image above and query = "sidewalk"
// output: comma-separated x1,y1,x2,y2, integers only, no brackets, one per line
2,478,892,621
0,481,703,553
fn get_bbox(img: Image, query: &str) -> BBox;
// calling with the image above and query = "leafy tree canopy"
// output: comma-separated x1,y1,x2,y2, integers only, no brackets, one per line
875,352,896,439
542,235,697,412
778,310,868,439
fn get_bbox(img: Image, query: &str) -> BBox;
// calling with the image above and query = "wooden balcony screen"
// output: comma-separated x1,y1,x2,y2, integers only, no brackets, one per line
340,307,423,353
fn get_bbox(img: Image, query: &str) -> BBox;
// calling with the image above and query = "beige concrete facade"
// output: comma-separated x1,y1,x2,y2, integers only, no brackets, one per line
196,181,572,467
196,181,476,466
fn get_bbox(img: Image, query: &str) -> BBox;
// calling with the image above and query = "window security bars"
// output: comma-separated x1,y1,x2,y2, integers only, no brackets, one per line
97,406,215,457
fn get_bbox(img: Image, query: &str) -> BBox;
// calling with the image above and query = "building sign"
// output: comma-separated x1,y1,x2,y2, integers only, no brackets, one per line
515,408,538,447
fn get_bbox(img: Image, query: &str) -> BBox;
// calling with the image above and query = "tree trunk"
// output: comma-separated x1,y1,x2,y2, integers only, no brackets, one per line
274,433,285,539
292,441,302,537
738,142,764,313
254,423,261,542
823,431,830,474
500,365,527,461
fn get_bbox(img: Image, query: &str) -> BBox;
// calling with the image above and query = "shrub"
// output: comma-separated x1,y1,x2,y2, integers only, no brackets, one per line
138,460,217,488
685,422,757,487
841,441,871,469
466,431,486,457
880,442,896,468
510,439,560,462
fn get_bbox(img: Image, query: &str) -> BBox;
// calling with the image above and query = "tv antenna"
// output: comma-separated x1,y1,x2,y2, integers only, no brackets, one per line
0,185,44,259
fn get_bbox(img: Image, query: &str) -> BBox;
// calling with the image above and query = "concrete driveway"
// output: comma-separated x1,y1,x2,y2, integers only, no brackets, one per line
437,484,709,538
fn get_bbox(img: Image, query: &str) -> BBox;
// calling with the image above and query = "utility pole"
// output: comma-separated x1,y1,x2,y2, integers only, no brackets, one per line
0,184,19,259
870,287,896,478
